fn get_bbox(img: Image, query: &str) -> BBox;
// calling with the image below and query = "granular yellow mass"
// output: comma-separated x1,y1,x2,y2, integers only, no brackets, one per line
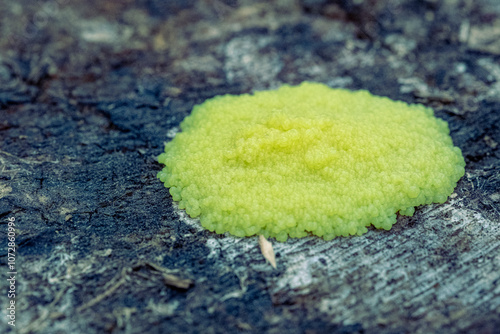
157,82,465,241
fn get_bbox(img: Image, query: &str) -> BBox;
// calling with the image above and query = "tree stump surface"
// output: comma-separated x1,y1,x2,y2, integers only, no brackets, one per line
1,1,499,333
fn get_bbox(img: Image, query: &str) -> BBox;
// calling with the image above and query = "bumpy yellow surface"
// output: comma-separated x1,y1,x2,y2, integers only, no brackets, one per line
157,82,465,241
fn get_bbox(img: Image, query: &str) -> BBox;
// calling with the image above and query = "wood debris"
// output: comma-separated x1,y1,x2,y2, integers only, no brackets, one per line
259,235,277,269
141,262,194,290
163,274,194,290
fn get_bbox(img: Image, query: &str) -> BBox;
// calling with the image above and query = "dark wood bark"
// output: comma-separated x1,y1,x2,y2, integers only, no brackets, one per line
1,0,499,333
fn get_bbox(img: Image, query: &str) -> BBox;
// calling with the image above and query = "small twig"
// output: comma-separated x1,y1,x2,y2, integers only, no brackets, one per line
19,286,69,334
138,261,194,289
76,268,129,313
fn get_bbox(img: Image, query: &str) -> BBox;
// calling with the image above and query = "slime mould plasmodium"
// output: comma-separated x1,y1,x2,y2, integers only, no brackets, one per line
157,82,465,241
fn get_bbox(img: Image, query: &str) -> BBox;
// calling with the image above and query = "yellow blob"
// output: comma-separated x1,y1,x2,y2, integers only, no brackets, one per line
157,82,465,241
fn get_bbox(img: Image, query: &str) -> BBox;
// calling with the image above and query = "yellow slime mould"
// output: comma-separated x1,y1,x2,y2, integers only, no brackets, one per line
157,82,465,241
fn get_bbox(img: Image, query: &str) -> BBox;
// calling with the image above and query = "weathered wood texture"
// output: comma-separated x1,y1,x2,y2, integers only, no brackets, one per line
1,0,499,333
